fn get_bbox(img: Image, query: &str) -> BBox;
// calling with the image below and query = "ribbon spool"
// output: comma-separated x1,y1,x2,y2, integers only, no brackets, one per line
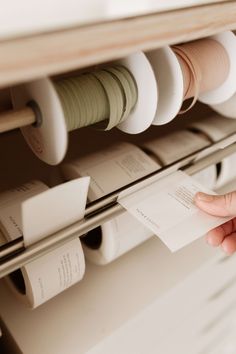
171,31,236,113
211,92,236,119
189,32,236,118
145,46,184,125
199,32,236,105
11,52,158,165
189,115,236,189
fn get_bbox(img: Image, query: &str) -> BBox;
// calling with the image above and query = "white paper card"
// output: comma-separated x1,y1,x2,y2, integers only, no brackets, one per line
118,171,232,252
0,181,48,241
22,177,90,246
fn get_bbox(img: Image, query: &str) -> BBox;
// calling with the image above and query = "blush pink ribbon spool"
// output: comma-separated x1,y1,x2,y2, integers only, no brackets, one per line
172,38,230,114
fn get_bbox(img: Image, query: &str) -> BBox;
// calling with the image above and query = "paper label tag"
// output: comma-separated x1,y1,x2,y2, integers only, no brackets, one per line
118,171,232,252
0,178,89,246
191,115,236,142
143,130,209,165
0,181,48,241
23,237,85,308
68,143,159,201
22,177,90,246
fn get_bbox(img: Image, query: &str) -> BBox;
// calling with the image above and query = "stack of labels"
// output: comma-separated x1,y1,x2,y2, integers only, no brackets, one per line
143,130,210,165
11,52,158,165
62,142,162,264
82,212,154,265
6,237,85,308
0,178,89,307
62,142,159,202
190,115,236,188
142,130,217,189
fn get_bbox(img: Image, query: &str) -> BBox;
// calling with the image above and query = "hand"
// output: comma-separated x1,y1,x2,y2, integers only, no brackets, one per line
195,191,236,254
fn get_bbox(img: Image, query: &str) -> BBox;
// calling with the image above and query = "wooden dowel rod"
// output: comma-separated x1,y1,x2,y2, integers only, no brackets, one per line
0,107,36,133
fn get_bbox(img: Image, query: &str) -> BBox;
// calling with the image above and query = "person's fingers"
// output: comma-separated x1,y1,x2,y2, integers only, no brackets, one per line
206,219,236,246
221,232,236,254
206,228,225,246
195,191,236,217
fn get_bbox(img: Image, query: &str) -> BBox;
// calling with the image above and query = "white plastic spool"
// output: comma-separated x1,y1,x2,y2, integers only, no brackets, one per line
199,31,236,105
116,51,158,134
11,52,158,165
145,46,184,125
211,92,236,119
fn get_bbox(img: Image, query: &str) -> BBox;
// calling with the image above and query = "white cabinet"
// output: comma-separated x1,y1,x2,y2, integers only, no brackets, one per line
1,1,236,353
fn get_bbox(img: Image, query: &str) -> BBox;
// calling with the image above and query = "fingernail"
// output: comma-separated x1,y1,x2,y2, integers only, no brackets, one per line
206,236,214,246
196,192,214,202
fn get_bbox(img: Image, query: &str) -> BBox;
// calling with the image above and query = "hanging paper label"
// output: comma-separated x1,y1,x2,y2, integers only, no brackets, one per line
118,170,232,252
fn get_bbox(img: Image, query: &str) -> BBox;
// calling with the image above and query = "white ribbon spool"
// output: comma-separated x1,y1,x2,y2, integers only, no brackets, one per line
211,91,236,119
199,31,236,105
116,52,158,134
11,52,158,165
146,46,184,125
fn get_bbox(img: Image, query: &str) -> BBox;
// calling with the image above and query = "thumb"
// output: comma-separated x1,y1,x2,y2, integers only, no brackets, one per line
195,191,236,217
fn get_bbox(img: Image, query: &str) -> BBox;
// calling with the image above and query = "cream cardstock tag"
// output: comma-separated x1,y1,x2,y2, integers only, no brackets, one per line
0,181,48,241
22,177,90,246
118,171,232,252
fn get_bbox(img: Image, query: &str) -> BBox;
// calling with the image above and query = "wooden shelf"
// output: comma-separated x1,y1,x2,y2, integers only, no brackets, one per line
0,1,236,89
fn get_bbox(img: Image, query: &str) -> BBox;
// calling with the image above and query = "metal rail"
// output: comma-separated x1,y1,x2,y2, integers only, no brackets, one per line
1,134,236,278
